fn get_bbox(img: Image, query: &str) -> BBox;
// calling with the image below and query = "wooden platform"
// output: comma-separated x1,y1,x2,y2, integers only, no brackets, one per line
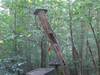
26,68,56,75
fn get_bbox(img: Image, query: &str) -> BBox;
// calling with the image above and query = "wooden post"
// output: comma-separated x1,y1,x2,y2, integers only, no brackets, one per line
49,58,63,75
34,9,70,75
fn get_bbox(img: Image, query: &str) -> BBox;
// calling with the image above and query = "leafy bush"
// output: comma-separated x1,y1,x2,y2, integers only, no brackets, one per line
0,56,31,75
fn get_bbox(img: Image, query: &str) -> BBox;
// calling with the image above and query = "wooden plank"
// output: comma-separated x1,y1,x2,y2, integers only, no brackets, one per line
26,68,56,75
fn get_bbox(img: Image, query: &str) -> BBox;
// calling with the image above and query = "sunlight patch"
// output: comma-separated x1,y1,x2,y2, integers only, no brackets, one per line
0,40,4,44
28,0,32,4
71,0,75,3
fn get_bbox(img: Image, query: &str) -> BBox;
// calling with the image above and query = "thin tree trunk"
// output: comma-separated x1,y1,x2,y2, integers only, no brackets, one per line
85,46,90,75
96,9,100,75
40,36,47,68
24,38,33,74
80,20,85,75
68,0,79,75
87,39,97,74
13,9,18,54
88,8,100,75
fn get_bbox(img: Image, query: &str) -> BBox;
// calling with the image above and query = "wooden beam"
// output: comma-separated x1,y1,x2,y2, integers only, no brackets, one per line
26,68,56,75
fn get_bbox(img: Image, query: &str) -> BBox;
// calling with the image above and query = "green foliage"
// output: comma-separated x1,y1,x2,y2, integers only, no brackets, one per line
0,56,30,75
0,0,100,75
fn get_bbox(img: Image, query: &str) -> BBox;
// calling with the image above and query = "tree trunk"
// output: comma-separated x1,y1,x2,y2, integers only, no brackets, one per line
88,8,100,75
96,9,100,75
87,39,97,75
68,0,79,75
40,36,47,68
13,9,18,54
80,20,85,75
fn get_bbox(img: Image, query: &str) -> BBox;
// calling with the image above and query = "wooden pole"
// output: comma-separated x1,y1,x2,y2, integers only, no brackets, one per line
34,9,70,75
